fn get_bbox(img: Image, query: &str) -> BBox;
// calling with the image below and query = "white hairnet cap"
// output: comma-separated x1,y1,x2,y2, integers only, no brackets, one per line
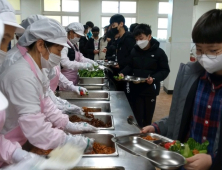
65,22,84,36
0,0,24,33
16,14,47,37
0,91,8,111
18,18,70,48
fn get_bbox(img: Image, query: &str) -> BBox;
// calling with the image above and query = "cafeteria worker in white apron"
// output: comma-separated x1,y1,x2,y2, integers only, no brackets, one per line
0,18,98,165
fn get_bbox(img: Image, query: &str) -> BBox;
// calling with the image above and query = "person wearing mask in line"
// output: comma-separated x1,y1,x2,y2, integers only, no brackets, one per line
129,23,139,33
141,9,222,170
99,25,109,60
85,26,100,61
0,1,53,169
10,14,85,115
109,14,136,97
0,19,98,168
119,24,170,127
86,21,94,39
60,22,98,87
79,25,89,57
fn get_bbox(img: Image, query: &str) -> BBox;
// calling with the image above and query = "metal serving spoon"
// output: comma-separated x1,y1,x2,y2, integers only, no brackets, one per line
127,116,142,131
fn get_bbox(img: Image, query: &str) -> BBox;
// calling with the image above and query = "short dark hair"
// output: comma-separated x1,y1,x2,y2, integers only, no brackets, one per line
92,26,100,32
83,25,89,30
110,14,125,25
86,21,94,28
130,23,139,33
133,24,152,37
192,9,222,43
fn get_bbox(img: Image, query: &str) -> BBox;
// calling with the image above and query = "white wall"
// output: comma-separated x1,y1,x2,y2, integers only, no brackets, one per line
192,2,216,28
21,0,42,20
80,0,101,28
137,0,158,37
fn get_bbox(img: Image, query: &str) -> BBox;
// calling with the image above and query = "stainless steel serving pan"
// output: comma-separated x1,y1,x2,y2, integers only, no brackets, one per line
72,167,125,170
69,113,114,130
67,102,111,112
112,133,185,170
79,77,106,85
56,91,110,101
83,133,118,157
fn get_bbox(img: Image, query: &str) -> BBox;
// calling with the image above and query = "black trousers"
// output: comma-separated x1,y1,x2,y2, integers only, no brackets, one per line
131,94,156,127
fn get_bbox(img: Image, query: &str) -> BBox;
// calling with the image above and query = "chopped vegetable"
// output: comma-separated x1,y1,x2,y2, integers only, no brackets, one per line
181,144,193,158
187,138,209,151
79,69,104,77
113,75,124,80
164,140,176,150
192,149,199,155
166,138,209,158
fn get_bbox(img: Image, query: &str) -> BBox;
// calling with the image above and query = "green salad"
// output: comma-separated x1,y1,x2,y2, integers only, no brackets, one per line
78,68,104,77
167,138,209,158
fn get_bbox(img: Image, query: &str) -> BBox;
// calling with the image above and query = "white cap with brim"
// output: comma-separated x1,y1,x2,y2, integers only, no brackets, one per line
65,22,85,36
0,0,24,34
18,18,70,48
0,91,8,111
16,14,47,37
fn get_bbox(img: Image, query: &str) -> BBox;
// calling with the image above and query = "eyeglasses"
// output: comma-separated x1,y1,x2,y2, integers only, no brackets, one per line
191,45,222,59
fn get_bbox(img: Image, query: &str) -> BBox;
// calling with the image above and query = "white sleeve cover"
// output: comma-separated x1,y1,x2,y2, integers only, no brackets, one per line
60,47,87,71
77,51,95,64
18,113,67,150
58,73,76,91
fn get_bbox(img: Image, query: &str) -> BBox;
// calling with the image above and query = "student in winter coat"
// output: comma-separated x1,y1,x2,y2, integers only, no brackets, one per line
109,14,136,71
85,26,100,60
79,25,89,57
141,9,222,170
109,14,136,93
120,24,170,127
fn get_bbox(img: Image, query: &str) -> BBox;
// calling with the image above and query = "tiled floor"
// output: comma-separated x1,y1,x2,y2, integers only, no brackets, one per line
152,88,173,123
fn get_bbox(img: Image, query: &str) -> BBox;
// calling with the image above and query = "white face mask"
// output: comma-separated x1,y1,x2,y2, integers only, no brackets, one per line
41,47,61,69
0,50,7,65
70,37,80,44
197,54,222,73
137,40,149,49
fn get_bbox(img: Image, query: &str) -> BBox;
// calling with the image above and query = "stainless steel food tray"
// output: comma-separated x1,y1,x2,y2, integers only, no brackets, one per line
111,133,174,155
56,91,110,101
83,133,118,157
97,60,118,67
120,76,147,83
79,77,106,85
69,113,114,130
67,102,111,112
112,133,185,170
104,61,118,66
72,167,125,170
112,133,161,157
138,133,174,143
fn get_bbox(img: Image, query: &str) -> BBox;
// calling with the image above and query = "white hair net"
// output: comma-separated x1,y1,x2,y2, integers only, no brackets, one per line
16,14,47,37
0,0,24,33
65,22,84,36
18,18,69,48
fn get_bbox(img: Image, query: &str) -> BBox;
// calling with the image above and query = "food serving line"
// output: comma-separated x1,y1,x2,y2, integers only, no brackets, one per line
64,91,157,170
54,66,185,170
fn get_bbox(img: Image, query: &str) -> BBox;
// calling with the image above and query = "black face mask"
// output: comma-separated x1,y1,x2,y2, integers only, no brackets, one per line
111,27,119,35
93,33,99,37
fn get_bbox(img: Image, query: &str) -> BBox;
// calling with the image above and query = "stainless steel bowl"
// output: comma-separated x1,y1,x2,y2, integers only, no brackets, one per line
146,150,186,170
